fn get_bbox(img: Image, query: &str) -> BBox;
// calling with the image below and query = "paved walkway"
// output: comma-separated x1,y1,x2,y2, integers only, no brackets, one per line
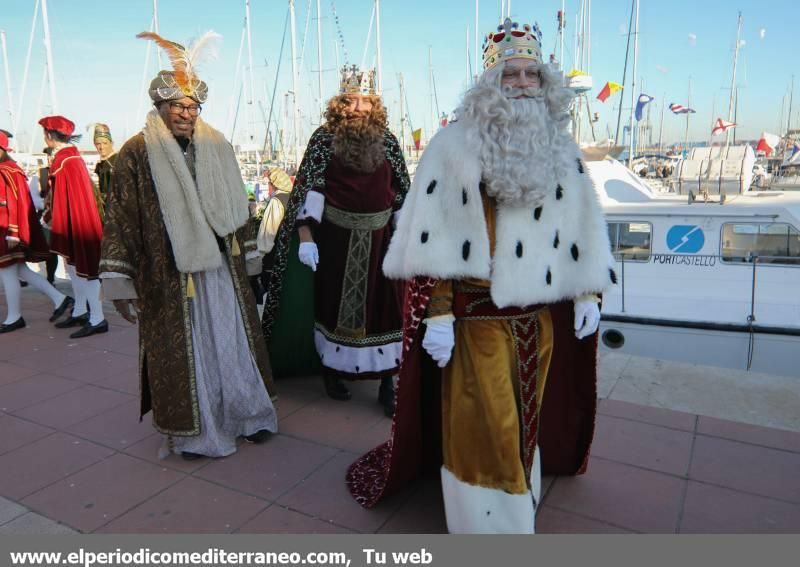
1,286,799,534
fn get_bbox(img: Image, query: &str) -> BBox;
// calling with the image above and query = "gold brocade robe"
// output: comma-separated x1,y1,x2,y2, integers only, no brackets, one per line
100,133,275,435
428,190,554,495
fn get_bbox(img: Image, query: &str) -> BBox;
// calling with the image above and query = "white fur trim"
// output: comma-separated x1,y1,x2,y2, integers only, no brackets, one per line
383,123,490,280
297,190,325,223
441,466,535,534
531,445,542,510
313,328,401,374
384,120,617,307
441,446,541,534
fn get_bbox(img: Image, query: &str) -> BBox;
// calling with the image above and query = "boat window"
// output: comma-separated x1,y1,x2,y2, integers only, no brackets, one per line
721,223,800,265
607,221,652,261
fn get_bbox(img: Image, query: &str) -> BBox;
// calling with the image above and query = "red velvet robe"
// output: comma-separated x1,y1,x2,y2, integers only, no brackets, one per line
0,160,50,268
49,146,103,278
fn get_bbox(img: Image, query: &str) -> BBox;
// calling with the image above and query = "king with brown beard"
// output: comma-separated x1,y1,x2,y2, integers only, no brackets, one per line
261,65,410,416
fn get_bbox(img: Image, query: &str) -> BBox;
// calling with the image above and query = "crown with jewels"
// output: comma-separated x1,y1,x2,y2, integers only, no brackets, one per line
482,18,543,72
339,65,378,96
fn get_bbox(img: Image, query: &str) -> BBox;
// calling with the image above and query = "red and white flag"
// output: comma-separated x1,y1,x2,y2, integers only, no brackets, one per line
756,132,781,156
711,118,736,136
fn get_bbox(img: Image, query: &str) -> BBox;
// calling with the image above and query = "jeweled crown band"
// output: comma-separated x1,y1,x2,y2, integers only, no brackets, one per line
483,18,543,71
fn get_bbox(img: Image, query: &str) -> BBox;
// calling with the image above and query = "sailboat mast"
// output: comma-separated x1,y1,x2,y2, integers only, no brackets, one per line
725,12,742,150
683,77,691,156
153,0,163,69
428,46,434,139
246,0,256,118
559,0,565,67
627,0,639,167
15,0,40,137
40,0,58,113
466,25,471,84
399,73,406,153
787,76,795,135
586,0,591,74
475,0,479,79
316,0,323,122
289,0,301,166
614,0,635,145
375,0,383,94
657,90,665,153
1,31,14,133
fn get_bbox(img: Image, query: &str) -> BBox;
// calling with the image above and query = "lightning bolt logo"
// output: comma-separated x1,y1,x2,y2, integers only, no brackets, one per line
668,225,705,254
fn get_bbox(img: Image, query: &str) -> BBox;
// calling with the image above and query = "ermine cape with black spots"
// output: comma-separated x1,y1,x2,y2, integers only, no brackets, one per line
383,119,616,303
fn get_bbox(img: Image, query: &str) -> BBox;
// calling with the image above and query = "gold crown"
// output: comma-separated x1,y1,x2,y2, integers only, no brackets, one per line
482,18,543,71
339,65,378,96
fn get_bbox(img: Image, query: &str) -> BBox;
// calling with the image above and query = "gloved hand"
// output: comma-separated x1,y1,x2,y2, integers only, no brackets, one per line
298,241,319,271
574,298,601,339
422,316,455,368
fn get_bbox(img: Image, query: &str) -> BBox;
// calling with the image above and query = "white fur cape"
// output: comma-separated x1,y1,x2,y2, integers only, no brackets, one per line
383,120,616,308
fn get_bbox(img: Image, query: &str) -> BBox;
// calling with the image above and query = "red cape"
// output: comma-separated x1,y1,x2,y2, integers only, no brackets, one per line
347,276,599,508
49,146,103,278
0,160,50,268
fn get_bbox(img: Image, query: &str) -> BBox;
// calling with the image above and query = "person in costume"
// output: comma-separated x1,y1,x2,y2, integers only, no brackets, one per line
261,65,410,416
0,130,73,333
35,147,60,284
100,31,277,461
256,168,293,266
92,123,117,220
347,18,617,533
40,115,108,338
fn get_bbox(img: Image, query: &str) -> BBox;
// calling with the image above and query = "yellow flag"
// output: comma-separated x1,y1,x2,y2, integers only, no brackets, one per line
412,128,422,150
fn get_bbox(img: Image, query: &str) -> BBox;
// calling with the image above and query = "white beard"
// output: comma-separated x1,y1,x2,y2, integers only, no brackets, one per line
481,96,559,207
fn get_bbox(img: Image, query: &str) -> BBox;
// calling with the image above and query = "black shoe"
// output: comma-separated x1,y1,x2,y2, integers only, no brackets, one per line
55,313,89,328
244,430,272,444
0,317,26,334
19,280,28,288
323,375,351,401
181,451,204,461
69,320,109,339
378,376,395,417
49,296,75,322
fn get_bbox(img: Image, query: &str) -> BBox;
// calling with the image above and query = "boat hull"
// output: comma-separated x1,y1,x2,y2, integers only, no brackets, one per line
599,319,800,378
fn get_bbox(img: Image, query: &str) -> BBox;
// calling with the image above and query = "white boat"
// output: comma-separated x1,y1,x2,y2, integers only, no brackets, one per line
589,158,800,377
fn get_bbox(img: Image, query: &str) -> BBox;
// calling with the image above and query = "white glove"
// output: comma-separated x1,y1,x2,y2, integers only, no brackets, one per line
298,241,319,271
422,316,455,368
574,299,601,340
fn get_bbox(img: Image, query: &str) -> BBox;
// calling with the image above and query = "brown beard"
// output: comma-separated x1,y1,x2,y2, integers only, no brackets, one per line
325,95,387,173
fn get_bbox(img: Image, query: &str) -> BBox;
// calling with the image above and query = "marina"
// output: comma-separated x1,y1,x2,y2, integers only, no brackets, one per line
1,0,798,539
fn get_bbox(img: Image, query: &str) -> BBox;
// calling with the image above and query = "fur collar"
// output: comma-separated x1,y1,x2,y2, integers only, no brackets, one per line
384,120,617,307
142,110,249,273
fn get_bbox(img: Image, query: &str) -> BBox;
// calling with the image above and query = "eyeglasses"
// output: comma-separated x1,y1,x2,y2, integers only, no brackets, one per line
167,102,203,116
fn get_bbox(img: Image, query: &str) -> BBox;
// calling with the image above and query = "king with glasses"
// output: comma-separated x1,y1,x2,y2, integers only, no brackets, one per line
99,31,278,461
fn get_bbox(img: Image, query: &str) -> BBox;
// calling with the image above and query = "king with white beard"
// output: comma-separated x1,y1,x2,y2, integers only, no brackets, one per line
347,18,618,534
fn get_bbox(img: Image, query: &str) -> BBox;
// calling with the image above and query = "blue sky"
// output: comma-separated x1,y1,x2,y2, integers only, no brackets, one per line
1,0,797,152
